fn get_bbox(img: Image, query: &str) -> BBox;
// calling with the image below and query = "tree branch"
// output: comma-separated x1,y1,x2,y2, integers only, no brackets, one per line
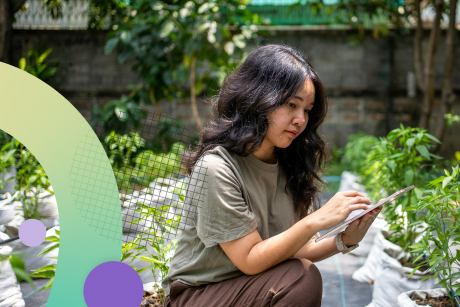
189,54,203,131
417,0,443,130
433,0,458,153
414,0,425,92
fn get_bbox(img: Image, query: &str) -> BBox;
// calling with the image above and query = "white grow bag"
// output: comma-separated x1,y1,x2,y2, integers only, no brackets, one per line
398,288,448,307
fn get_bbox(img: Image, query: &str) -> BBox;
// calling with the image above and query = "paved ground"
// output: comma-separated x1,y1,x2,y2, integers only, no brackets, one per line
20,192,374,306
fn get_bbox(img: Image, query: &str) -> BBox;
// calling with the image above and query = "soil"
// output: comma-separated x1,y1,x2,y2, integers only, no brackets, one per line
412,295,455,307
140,288,165,307
398,257,430,272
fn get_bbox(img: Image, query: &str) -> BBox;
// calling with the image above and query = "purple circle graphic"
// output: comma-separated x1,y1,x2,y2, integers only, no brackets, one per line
84,261,143,307
19,219,46,247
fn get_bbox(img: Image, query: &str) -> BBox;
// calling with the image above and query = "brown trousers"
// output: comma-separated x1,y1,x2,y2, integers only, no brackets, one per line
163,258,322,307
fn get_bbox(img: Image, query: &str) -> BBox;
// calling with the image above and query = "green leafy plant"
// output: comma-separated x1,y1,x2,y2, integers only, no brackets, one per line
0,133,15,192
105,131,145,170
103,130,186,194
28,228,60,291
1,138,52,220
408,165,460,307
341,131,378,176
92,0,267,131
0,130,12,149
362,125,442,251
133,143,186,187
121,183,186,301
90,86,147,137
18,47,59,87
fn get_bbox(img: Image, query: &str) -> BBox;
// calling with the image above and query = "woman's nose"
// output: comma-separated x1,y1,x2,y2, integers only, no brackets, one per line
293,111,306,126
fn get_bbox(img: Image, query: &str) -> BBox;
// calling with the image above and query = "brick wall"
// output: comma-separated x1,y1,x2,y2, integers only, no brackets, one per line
11,29,460,156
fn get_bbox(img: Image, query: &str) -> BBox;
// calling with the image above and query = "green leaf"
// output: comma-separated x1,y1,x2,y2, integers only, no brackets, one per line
44,236,60,243
29,270,55,278
32,264,56,272
425,133,441,144
405,169,414,186
413,187,423,199
135,256,166,264
104,37,120,55
19,58,26,70
420,275,432,281
386,160,396,171
408,266,422,278
28,175,37,184
136,266,150,274
409,242,424,250
40,276,54,291
416,145,431,160
12,267,35,288
37,243,59,257
37,48,52,64
442,177,452,189
406,138,415,149
160,20,174,38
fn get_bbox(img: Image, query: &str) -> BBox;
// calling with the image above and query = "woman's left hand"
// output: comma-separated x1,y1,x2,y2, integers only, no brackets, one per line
341,206,382,247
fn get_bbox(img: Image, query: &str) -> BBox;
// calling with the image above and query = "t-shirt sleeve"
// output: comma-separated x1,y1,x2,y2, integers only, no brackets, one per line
192,154,258,248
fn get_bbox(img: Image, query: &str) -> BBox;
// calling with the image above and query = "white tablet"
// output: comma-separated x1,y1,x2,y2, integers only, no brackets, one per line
315,185,415,243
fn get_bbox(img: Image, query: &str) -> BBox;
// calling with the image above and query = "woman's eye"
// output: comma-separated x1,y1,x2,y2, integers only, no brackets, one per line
305,109,311,114
288,103,295,108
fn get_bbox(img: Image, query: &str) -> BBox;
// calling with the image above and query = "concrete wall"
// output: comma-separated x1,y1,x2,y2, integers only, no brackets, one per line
11,29,460,156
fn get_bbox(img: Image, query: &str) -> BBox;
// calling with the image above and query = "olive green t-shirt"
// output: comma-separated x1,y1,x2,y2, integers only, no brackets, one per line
161,146,319,297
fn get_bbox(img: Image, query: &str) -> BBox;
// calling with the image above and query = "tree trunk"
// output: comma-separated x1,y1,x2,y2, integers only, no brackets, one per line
0,0,26,64
413,0,424,92
417,0,443,130
189,53,203,131
433,0,458,153
0,0,13,64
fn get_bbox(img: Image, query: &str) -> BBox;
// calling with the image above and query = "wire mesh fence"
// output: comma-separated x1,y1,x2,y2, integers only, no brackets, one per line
92,109,207,247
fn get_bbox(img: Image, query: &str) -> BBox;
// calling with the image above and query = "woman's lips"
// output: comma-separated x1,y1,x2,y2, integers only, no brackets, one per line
286,131,297,137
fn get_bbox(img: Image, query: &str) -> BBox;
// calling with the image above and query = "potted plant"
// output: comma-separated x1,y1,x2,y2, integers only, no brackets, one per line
403,165,460,307
353,126,442,306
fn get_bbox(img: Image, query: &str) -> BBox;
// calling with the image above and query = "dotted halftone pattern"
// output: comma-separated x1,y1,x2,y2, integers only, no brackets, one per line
70,129,121,242
90,109,208,247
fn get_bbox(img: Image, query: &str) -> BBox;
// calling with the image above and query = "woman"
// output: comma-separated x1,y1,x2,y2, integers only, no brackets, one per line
161,44,380,307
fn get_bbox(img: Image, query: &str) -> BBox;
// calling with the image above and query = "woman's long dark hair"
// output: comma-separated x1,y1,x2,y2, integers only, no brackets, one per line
183,44,328,219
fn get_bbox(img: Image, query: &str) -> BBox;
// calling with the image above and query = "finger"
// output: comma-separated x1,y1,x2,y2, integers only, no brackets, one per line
360,212,379,228
347,196,372,206
348,219,360,228
348,203,369,211
341,190,367,198
363,212,377,224
360,214,377,231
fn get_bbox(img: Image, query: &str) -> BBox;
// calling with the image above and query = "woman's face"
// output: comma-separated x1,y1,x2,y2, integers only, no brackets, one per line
255,78,315,162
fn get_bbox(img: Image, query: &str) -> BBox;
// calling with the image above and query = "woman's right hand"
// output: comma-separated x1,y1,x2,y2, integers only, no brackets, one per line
308,190,372,231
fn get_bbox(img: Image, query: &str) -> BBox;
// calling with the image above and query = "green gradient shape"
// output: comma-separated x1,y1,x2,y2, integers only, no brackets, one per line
0,62,122,306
